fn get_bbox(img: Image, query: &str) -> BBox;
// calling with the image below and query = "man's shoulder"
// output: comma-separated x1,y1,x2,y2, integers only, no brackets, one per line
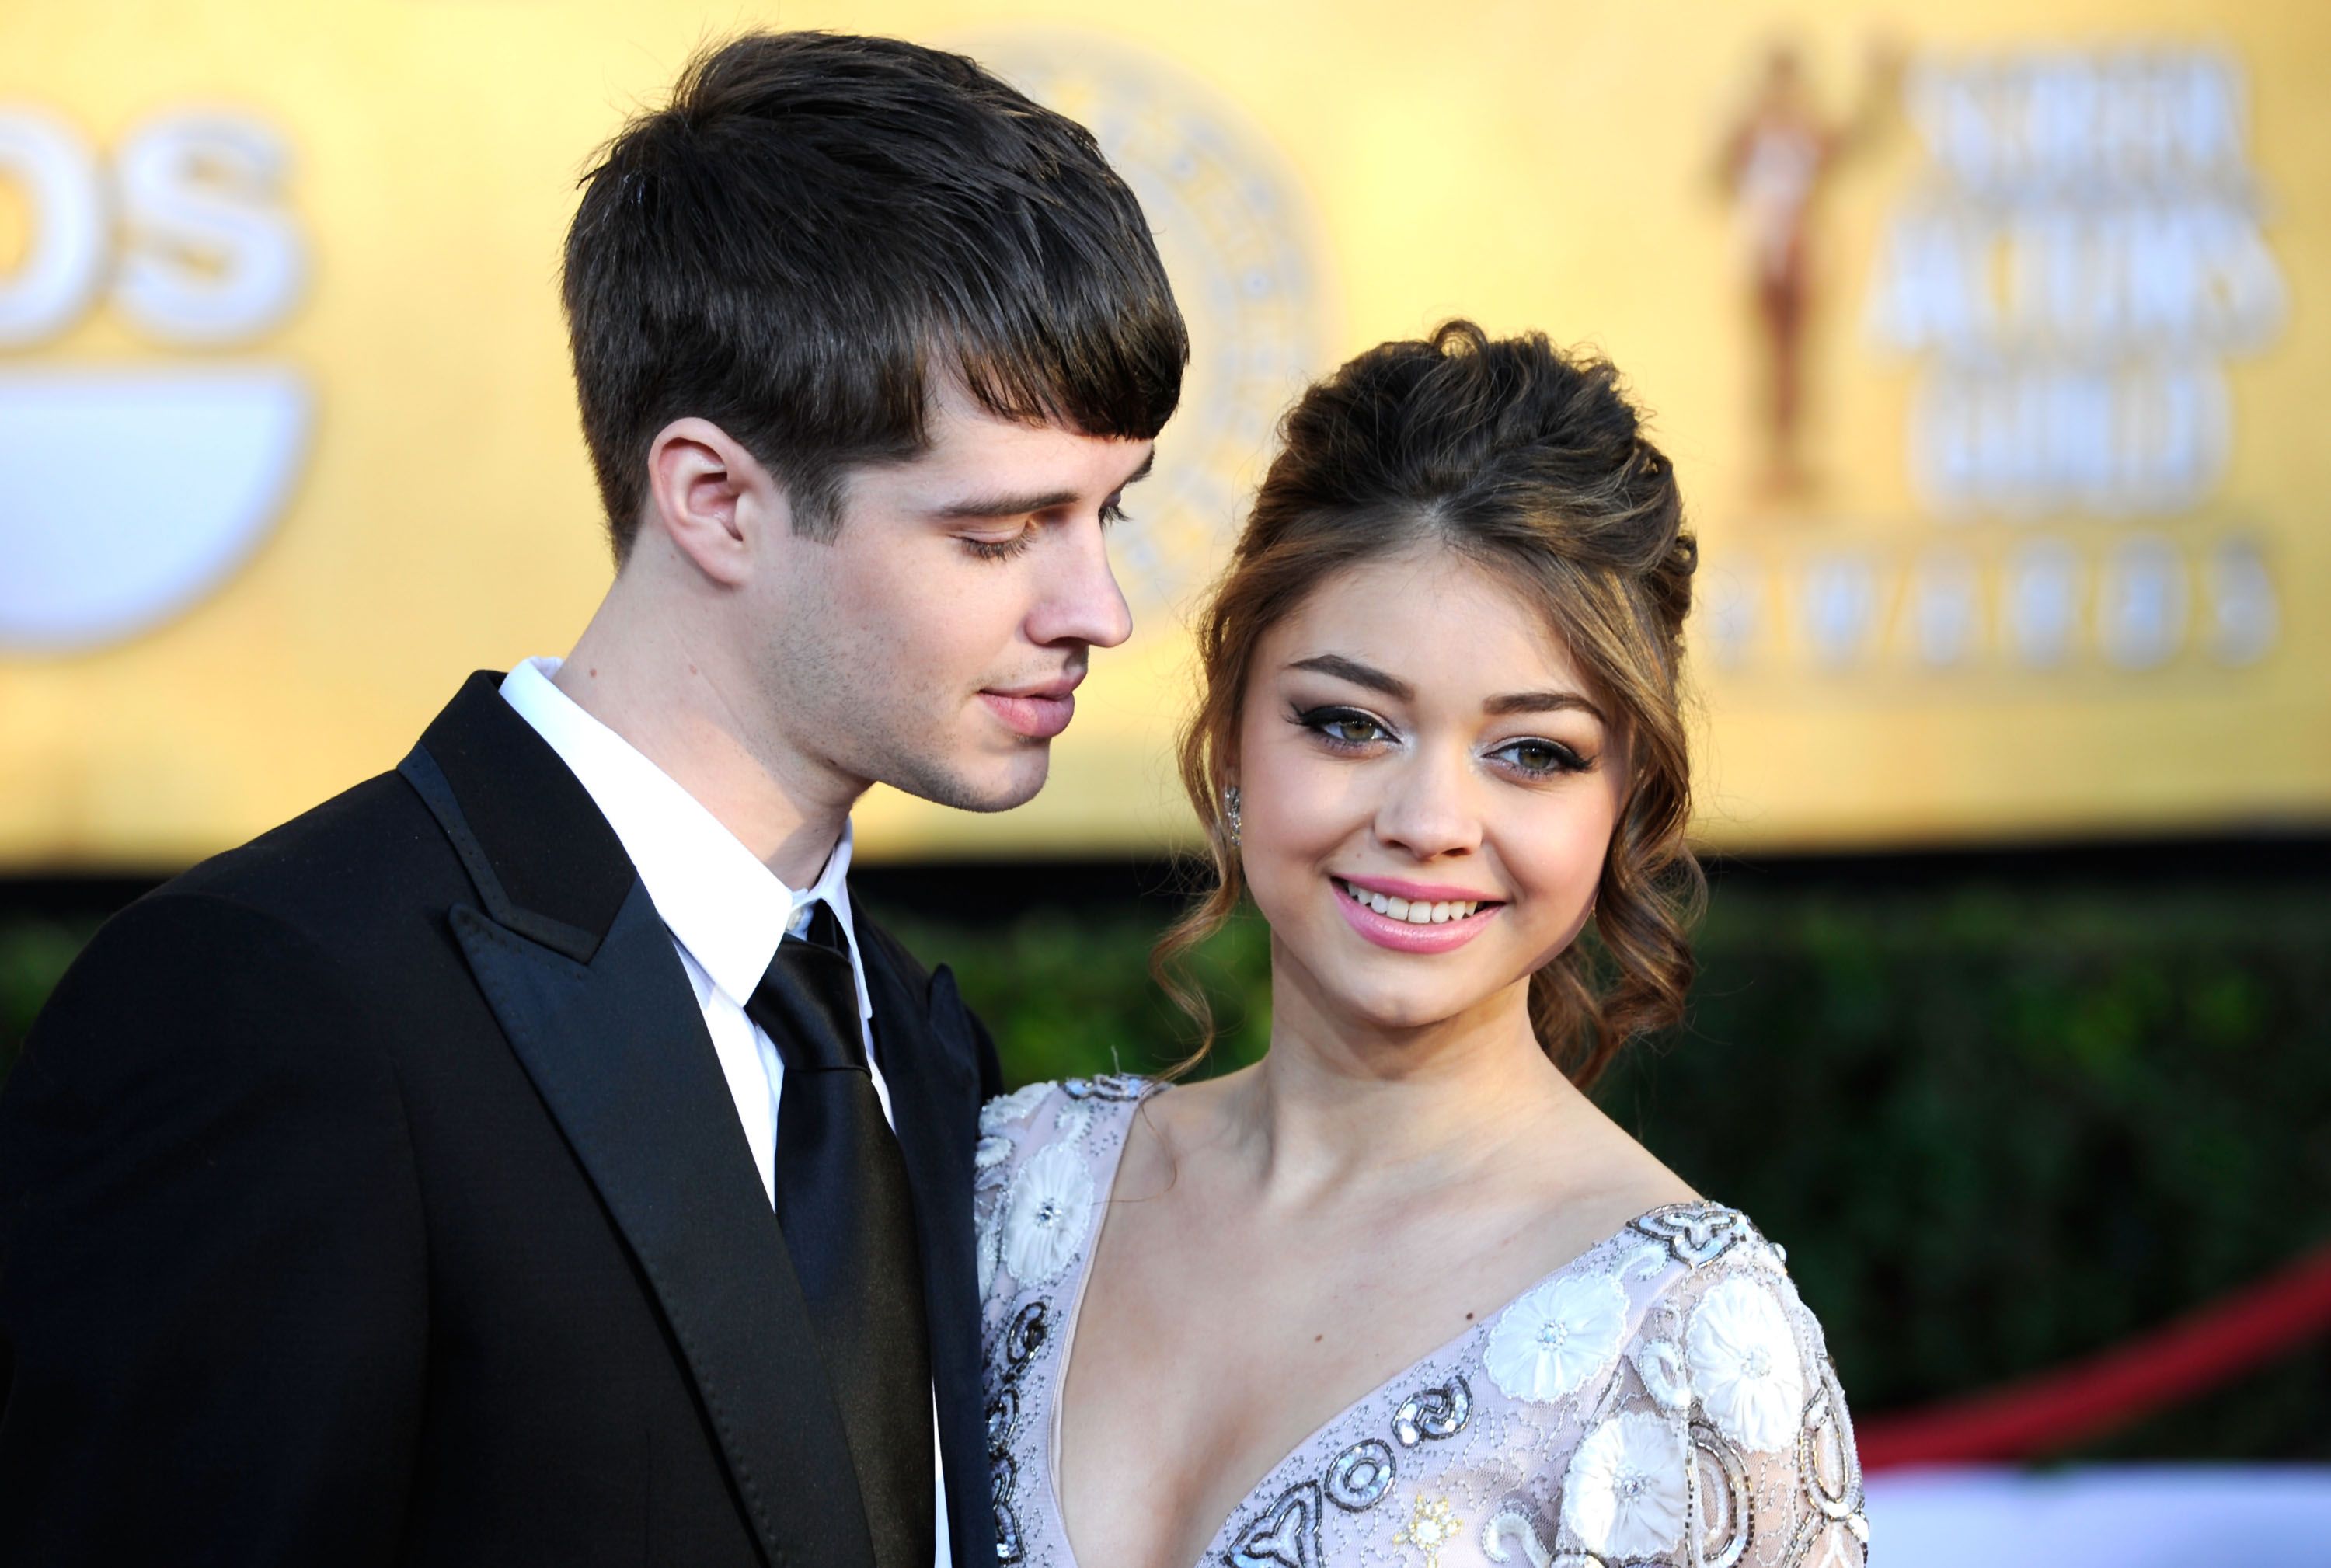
43,768,465,1030
166,766,455,929
16,769,468,1097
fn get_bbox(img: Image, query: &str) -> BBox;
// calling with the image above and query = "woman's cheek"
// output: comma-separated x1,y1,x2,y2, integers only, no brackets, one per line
1505,810,1608,948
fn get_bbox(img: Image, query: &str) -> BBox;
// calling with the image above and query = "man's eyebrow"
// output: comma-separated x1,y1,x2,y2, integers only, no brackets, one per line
929,486,1079,521
927,447,1155,521
1483,688,1608,725
1288,654,1413,702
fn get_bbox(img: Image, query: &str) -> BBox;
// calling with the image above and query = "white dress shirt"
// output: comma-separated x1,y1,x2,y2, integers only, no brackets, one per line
500,657,949,1568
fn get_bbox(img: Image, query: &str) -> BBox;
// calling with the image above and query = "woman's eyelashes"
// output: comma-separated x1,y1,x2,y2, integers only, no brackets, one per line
1488,737,1593,778
1292,703,1593,776
1294,703,1394,750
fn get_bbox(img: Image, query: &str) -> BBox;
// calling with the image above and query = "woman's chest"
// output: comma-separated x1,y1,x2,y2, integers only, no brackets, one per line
1054,1288,1371,1568
1030,1282,1580,1568
1043,1200,1565,1567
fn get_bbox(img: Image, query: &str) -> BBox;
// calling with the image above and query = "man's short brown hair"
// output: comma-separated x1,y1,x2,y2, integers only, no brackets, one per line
562,30,1189,556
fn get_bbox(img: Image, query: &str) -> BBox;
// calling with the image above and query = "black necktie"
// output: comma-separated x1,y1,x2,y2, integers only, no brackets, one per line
745,903,935,1567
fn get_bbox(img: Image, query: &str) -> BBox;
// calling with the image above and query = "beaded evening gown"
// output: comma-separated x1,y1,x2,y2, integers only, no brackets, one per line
974,1078,1869,1568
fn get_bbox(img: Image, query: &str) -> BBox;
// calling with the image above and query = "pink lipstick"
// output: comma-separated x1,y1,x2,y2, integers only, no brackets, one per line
1330,875,1503,954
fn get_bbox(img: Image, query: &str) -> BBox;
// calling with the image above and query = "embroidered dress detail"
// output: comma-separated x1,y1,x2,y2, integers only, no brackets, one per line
1485,1272,1629,1404
975,1082,1867,1568
1325,1439,1397,1511
1560,1412,1690,1559
1685,1276,1807,1453
1394,1495,1465,1568
1229,1482,1325,1568
999,1143,1096,1287
1632,1201,1758,1268
982,1082,1053,1133
1393,1374,1472,1447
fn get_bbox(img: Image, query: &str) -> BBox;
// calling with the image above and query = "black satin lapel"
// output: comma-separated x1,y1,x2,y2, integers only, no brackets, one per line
411,672,636,953
454,883,875,1568
856,932,992,1567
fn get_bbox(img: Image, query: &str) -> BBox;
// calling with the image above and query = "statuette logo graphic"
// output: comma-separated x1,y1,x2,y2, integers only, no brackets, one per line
0,104,312,652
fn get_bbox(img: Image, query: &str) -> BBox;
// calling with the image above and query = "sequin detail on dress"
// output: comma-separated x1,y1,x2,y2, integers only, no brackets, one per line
1393,1373,1472,1447
986,1297,1052,1565
1325,1439,1396,1511
1228,1481,1324,1568
974,1082,1869,1568
1631,1201,1758,1268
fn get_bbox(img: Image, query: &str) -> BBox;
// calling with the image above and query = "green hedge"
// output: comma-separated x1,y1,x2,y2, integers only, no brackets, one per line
0,918,97,1088
5,878,2326,1460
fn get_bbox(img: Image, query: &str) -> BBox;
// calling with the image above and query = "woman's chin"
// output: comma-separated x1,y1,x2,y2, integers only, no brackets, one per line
1315,972,1499,1037
1263,918,1525,1039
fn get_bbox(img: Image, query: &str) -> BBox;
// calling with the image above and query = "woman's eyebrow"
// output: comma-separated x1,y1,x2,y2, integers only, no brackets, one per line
1484,688,1608,724
1292,654,1608,727
1287,653,1412,700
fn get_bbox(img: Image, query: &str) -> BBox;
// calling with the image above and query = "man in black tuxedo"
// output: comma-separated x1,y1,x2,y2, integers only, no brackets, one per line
0,31,1183,1568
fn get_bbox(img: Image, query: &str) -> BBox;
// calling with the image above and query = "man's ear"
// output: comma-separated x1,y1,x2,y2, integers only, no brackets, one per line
642,417,789,587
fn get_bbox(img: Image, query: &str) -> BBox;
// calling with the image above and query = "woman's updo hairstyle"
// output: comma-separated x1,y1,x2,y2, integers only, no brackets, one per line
1157,320,1702,1087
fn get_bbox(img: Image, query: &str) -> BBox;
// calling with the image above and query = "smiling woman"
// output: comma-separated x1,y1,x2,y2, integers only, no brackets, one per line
973,323,1866,1568
1159,319,1702,1085
1240,548,1628,1009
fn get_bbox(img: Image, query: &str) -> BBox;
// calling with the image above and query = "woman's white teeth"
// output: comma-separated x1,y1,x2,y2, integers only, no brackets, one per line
1340,880,1479,922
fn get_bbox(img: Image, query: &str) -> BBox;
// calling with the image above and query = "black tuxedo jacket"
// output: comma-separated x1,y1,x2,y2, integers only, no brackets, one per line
0,673,1002,1566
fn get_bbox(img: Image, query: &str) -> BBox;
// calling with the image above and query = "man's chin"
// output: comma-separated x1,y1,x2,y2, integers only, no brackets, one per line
884,747,1051,814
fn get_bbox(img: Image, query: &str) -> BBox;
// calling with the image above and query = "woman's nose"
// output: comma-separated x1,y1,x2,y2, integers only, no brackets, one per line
1372,748,1483,861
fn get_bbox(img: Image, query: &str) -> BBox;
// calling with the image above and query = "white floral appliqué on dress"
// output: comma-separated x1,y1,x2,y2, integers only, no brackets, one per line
975,1079,1869,1568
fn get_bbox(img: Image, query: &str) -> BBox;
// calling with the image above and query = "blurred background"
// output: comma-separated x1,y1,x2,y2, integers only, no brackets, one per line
2,0,2326,1559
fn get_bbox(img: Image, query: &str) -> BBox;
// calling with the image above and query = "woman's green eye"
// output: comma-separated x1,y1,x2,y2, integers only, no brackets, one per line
1497,739,1587,776
1296,706,1393,748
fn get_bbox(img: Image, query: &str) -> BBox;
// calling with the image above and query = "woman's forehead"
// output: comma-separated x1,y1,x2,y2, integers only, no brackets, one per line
1264,549,1590,694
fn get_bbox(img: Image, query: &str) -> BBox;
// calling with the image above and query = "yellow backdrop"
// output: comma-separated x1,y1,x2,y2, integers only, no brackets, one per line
2,0,2325,866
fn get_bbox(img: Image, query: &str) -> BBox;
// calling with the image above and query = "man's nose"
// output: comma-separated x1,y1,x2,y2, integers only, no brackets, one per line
1032,517,1134,650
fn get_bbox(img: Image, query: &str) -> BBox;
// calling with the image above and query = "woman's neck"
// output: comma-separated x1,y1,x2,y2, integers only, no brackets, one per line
1212,942,1582,1207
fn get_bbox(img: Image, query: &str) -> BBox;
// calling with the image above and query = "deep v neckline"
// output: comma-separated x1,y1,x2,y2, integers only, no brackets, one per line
1043,1089,1676,1568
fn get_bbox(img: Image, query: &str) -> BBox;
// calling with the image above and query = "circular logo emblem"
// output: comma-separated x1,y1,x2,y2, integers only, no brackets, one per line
0,106,311,653
964,30,1336,612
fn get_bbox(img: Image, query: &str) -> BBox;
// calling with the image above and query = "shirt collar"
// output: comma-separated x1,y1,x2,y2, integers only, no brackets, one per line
499,657,871,1020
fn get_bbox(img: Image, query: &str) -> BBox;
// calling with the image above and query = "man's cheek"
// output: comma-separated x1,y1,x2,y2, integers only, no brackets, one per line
892,625,967,709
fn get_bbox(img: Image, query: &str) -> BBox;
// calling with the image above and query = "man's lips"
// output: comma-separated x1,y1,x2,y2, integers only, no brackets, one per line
980,677,1082,740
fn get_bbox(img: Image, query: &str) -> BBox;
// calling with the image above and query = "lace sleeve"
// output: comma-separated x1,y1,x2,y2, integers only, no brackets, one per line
970,1082,1066,1322
1594,1239,1865,1566
1503,1228,1869,1568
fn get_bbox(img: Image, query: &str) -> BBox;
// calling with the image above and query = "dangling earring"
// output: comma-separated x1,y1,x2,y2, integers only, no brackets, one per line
1225,785,1242,848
